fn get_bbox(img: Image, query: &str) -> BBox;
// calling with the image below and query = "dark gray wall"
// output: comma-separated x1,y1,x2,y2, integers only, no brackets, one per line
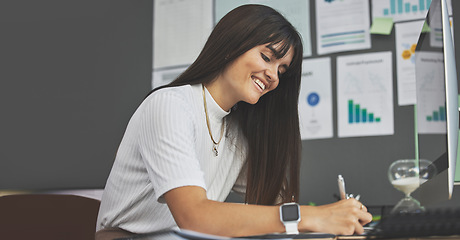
0,0,153,190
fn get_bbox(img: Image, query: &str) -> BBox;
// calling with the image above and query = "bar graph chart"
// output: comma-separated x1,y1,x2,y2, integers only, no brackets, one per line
348,100,381,124
372,0,433,22
426,105,446,121
337,52,393,137
383,0,431,15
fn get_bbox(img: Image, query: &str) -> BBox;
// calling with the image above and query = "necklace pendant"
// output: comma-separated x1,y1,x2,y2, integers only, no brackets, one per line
212,145,218,156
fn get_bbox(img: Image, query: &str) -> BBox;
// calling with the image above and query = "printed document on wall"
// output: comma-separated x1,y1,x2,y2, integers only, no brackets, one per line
315,0,371,55
299,57,333,140
214,0,312,57
415,51,446,134
152,66,188,89
372,0,452,23
153,0,213,69
337,52,394,138
395,20,424,106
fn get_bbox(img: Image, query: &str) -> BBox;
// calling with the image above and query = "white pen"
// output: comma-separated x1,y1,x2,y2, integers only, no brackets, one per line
337,174,347,200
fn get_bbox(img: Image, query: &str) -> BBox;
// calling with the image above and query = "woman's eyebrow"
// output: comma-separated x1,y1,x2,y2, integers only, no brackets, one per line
266,45,291,69
266,44,291,63
266,45,282,58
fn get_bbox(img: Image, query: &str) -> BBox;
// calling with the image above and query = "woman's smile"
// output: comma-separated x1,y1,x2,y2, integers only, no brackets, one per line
252,76,266,92
206,43,293,111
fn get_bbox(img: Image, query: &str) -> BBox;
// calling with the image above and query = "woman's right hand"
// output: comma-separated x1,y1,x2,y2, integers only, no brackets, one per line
299,198,373,235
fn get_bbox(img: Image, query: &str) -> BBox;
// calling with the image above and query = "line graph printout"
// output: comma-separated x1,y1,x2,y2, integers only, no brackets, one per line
299,57,333,140
415,51,446,134
214,0,312,57
395,20,424,106
315,0,371,55
337,52,394,138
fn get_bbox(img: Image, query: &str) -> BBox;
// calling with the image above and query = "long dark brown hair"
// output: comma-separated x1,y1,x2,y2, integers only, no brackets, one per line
152,4,303,205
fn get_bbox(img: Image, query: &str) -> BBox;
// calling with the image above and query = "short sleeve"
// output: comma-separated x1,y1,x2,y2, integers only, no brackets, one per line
137,88,206,202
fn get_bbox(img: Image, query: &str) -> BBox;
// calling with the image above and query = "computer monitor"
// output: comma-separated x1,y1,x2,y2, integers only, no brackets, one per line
414,0,458,205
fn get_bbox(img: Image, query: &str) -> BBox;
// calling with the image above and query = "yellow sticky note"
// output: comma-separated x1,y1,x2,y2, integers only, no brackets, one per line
370,17,394,35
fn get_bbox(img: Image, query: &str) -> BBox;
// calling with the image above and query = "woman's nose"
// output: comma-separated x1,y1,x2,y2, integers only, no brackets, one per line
265,67,278,83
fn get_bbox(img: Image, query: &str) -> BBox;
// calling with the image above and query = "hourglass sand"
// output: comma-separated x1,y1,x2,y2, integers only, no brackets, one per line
388,159,437,214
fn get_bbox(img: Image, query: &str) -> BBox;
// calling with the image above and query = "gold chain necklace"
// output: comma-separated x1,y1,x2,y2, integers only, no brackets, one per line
202,84,225,156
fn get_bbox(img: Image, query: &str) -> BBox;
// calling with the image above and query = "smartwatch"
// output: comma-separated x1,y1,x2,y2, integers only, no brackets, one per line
279,202,301,234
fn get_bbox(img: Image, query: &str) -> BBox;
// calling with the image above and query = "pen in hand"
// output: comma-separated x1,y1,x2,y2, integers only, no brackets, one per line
337,174,347,200
337,174,361,201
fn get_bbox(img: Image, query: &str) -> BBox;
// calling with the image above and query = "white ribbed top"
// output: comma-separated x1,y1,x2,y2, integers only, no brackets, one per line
96,84,247,233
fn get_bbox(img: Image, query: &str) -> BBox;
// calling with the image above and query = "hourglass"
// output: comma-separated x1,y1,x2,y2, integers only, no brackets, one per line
388,159,437,214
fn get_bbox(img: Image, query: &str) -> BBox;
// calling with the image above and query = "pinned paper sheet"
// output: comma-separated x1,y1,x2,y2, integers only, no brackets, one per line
370,17,394,35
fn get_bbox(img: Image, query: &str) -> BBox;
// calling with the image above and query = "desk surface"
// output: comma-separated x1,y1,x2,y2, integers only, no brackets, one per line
115,229,460,240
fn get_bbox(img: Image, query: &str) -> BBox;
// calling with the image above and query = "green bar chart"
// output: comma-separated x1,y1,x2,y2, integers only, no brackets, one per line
383,0,431,15
348,100,381,124
426,105,446,122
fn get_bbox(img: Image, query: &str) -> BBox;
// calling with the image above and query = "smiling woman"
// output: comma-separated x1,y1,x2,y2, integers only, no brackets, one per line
207,43,294,108
96,4,372,239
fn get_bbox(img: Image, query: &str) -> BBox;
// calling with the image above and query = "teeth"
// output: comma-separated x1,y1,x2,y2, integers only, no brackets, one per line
252,77,266,90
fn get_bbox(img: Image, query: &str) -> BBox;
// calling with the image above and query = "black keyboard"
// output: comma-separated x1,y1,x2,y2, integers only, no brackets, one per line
367,208,460,239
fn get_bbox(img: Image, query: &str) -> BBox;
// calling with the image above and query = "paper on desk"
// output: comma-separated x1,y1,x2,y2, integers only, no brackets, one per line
175,229,231,239
234,232,336,239
176,230,336,239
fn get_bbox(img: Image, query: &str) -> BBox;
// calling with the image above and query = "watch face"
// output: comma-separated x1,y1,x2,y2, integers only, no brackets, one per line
282,204,300,221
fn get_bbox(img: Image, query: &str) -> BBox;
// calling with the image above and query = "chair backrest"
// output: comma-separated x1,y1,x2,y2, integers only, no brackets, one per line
0,194,100,240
